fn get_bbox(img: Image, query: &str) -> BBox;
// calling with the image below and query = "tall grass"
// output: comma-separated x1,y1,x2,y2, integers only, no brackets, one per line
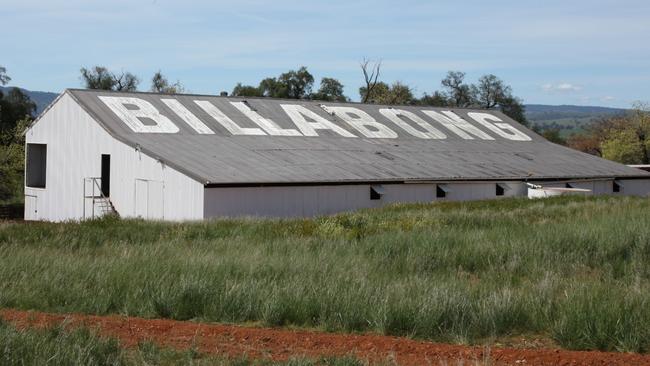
0,320,125,365
0,320,365,365
1,196,649,352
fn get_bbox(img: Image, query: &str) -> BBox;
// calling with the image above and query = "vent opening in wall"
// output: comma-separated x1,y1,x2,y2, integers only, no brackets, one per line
613,180,621,193
370,185,385,200
436,185,449,199
26,143,47,188
496,183,506,196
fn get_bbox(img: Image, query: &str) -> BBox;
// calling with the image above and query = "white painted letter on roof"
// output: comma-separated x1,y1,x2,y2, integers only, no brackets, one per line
231,102,302,136
99,96,179,133
324,106,397,139
194,100,265,135
467,112,532,141
422,110,494,140
379,108,446,139
281,104,356,137
161,99,214,134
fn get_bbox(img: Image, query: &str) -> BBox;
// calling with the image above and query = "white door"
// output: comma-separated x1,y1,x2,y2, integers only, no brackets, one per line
147,181,164,220
134,180,148,218
134,179,164,220
24,195,38,220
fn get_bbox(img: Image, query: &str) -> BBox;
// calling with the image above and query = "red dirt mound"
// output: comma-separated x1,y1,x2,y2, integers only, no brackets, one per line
2,309,649,365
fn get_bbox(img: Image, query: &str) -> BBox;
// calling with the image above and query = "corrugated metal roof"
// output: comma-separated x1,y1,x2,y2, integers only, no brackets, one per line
66,89,650,185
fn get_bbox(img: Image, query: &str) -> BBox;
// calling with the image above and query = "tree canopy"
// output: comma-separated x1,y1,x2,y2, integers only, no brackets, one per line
441,71,475,108
356,66,528,126
0,87,36,133
231,66,349,101
0,67,35,203
0,66,10,86
229,64,527,125
473,74,512,109
151,71,184,94
312,77,348,102
231,83,263,98
601,128,646,164
80,66,139,91
418,91,448,107
359,81,414,105
567,104,650,164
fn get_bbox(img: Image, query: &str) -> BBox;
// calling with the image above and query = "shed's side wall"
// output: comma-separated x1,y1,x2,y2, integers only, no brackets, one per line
535,179,650,196
539,180,612,193
203,182,522,218
618,179,650,196
203,179,650,218
24,93,204,221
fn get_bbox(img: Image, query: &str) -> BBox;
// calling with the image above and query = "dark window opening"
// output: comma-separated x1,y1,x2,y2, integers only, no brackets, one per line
26,144,47,188
565,183,573,188
101,154,111,197
436,185,446,198
613,181,621,193
496,183,505,196
370,185,384,200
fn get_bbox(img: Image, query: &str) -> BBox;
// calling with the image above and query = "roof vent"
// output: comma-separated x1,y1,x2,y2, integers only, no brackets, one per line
370,185,385,200
437,184,451,198
496,183,508,196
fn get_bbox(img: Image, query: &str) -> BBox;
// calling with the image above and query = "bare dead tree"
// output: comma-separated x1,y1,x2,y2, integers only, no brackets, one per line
360,58,381,103
113,71,139,92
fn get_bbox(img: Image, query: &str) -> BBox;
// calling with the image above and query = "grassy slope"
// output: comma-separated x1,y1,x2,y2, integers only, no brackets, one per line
1,196,649,353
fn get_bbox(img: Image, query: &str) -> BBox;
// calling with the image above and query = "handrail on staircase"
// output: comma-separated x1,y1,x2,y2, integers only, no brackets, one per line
83,177,116,219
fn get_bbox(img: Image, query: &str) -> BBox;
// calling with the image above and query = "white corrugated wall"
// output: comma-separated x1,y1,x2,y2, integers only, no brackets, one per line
24,93,204,221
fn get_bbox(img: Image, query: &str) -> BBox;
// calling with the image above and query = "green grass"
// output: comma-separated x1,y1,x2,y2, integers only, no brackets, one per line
0,320,365,365
0,319,125,365
1,196,650,353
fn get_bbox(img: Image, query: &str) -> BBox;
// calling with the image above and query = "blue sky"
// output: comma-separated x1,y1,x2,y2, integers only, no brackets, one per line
2,0,649,108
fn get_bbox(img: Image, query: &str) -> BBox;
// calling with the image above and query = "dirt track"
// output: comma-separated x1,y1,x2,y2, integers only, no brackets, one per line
2,309,649,365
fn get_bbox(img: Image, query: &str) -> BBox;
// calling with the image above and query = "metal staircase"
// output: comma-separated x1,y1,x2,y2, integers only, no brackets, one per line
83,177,119,219
94,196,118,217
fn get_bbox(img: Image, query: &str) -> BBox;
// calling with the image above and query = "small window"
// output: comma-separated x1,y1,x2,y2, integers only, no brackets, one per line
565,183,573,188
26,143,47,188
496,183,505,196
436,185,447,198
613,181,621,193
370,185,384,200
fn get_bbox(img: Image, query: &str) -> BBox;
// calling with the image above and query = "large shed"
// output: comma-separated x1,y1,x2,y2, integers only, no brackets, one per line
24,89,650,221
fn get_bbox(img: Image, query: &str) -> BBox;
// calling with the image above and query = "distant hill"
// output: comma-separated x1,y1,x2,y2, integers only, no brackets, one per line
0,86,59,116
525,104,626,122
524,104,628,136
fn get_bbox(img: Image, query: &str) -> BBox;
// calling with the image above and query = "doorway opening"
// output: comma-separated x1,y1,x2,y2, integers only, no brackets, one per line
101,154,110,197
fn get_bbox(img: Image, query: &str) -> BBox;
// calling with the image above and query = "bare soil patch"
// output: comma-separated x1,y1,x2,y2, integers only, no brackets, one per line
2,309,649,365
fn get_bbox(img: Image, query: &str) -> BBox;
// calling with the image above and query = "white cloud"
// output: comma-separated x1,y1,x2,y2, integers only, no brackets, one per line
601,96,616,102
541,83,582,92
